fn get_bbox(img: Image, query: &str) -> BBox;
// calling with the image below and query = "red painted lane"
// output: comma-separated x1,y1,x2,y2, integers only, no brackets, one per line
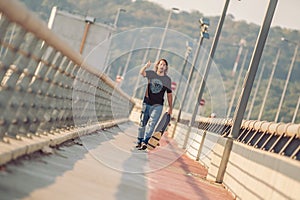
147,134,234,200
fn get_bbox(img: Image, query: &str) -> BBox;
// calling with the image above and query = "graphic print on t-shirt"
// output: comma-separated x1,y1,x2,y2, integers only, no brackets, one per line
150,78,163,94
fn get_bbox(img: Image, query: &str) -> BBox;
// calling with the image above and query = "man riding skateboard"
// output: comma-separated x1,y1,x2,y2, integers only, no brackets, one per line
136,58,173,150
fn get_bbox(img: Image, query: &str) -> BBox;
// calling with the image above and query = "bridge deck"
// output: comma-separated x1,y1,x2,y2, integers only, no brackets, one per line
0,121,233,200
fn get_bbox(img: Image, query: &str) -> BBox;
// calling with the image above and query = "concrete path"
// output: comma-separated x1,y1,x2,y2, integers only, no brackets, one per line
0,121,234,200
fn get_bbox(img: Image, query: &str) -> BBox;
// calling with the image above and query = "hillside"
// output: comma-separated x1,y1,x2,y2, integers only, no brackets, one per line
19,0,300,123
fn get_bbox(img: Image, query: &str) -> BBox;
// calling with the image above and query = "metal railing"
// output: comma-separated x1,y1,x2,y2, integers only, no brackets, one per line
129,99,299,161
195,117,300,160
0,0,134,143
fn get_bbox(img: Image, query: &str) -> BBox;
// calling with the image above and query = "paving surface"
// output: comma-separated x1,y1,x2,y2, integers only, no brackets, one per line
0,122,234,200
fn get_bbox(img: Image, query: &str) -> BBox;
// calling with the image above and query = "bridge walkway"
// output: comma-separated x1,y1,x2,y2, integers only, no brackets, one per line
0,121,234,200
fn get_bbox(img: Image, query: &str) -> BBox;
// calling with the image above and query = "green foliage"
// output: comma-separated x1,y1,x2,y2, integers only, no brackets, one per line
19,0,300,123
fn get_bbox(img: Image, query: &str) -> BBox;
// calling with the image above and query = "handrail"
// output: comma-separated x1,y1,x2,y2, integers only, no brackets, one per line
0,0,134,104
0,0,135,165
0,1,136,136
195,117,299,160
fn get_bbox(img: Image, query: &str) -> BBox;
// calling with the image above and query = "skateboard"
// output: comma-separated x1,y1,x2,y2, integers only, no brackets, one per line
147,112,171,150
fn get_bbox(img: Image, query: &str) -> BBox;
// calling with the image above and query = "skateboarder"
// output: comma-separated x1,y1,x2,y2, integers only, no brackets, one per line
136,58,173,150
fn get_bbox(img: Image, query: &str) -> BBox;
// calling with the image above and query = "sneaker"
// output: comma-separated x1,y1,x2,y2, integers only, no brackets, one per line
138,143,147,150
135,143,142,148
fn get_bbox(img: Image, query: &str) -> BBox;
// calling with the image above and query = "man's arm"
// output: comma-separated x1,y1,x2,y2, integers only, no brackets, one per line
167,92,173,115
140,60,151,77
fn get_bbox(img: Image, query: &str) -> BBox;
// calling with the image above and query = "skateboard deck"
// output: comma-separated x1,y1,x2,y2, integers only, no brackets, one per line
147,112,171,150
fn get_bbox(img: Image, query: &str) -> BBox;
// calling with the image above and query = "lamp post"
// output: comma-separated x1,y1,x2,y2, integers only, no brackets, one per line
171,18,209,139
258,46,280,121
132,36,153,99
113,8,126,28
292,95,300,123
181,0,232,149
172,17,209,146
247,62,266,120
104,8,126,75
232,39,247,76
227,48,249,118
186,50,206,112
79,16,96,54
216,0,278,184
172,41,193,110
182,18,211,149
274,38,298,122
155,7,179,61
121,36,138,83
183,0,230,128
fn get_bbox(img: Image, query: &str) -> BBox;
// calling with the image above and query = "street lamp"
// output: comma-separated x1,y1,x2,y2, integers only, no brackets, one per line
292,95,300,123
227,47,249,118
113,8,126,28
155,7,179,61
247,62,266,120
79,16,96,54
232,39,247,76
186,47,206,111
132,36,153,99
274,37,298,122
172,41,193,109
104,8,126,75
119,35,138,87
171,17,209,141
182,18,210,148
258,46,281,121
216,0,279,184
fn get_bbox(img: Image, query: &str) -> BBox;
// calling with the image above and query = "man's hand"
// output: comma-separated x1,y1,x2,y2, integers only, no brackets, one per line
140,60,151,76
145,60,151,68
167,107,172,116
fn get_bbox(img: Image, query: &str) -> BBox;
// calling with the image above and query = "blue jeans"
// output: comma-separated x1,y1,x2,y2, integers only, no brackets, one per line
137,103,163,144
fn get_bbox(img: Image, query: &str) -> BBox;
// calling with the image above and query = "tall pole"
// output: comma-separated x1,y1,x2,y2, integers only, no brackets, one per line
113,8,126,28
275,42,298,122
121,36,138,80
132,36,153,98
258,47,280,121
190,0,229,120
155,8,179,61
182,0,229,150
79,17,95,54
232,39,246,76
104,8,126,75
247,62,266,120
292,95,300,123
180,18,210,148
227,48,248,118
171,18,209,139
186,51,206,112
104,50,111,75
172,43,192,109
229,0,278,138
216,0,278,184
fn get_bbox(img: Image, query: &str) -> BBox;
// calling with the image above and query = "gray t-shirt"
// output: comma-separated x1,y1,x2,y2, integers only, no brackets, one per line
143,70,172,105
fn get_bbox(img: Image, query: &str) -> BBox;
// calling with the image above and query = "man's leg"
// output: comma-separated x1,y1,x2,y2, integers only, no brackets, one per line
142,105,163,145
137,103,150,147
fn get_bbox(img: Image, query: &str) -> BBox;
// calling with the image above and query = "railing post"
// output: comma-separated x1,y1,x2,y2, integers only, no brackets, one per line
196,130,206,161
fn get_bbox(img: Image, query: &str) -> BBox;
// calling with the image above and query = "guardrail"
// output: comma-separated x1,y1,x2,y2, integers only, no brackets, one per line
0,0,134,165
193,118,300,161
130,99,299,161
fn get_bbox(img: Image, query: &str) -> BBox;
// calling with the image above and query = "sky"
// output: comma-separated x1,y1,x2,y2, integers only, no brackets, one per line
145,0,300,31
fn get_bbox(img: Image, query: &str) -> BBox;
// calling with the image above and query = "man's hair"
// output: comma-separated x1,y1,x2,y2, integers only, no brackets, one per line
154,58,168,74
